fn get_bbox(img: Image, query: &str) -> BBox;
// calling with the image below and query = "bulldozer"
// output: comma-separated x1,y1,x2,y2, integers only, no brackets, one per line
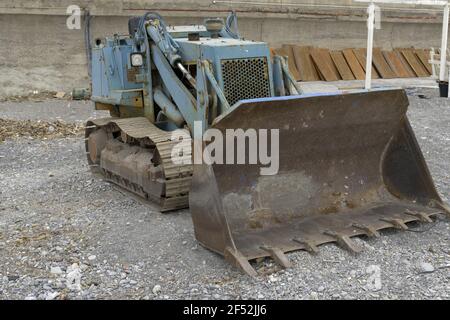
86,12,449,275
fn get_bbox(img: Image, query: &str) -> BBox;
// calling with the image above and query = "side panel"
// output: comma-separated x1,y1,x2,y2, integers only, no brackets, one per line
91,48,109,99
91,38,145,111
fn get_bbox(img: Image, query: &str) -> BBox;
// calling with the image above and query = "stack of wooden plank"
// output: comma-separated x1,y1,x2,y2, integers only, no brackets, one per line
272,45,433,82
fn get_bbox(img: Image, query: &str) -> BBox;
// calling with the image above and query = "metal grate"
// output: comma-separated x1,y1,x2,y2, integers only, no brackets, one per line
221,57,271,106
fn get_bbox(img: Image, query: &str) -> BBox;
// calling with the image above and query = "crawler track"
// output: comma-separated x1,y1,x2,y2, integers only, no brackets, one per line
85,117,192,212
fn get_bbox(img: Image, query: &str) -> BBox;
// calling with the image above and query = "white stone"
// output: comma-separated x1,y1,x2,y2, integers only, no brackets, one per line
45,291,60,300
50,266,63,275
419,262,435,273
152,284,162,295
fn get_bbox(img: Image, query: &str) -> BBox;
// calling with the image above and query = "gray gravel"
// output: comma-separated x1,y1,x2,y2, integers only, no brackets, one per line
0,99,107,123
0,88,449,300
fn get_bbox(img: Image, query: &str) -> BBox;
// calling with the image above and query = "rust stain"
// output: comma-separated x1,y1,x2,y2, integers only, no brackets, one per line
247,209,282,229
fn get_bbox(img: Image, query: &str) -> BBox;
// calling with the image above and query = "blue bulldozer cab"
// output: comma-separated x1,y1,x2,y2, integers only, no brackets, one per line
90,12,299,133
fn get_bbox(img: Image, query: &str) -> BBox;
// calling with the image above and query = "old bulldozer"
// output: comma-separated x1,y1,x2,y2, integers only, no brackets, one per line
86,12,449,275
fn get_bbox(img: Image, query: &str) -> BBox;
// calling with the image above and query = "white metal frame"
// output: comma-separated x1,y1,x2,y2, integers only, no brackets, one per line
355,0,449,89
440,3,449,82
429,48,438,79
365,3,375,89
429,47,450,80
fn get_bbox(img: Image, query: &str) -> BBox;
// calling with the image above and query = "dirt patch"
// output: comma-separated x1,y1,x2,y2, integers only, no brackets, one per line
0,118,83,142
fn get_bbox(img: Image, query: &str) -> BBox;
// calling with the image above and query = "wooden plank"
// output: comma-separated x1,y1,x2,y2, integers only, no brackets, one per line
395,47,413,51
414,49,432,75
393,49,416,77
321,48,341,80
315,63,326,81
352,48,380,79
372,48,396,79
342,49,366,80
382,50,410,78
352,49,367,71
310,48,341,81
270,47,276,58
273,47,287,57
281,44,302,81
330,51,355,80
292,45,320,81
400,49,429,77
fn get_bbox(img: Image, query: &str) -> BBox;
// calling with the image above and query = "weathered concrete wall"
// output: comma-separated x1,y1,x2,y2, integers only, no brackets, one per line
0,0,446,96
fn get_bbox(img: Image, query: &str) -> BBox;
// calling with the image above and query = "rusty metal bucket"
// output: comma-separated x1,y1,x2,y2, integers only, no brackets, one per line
189,88,449,276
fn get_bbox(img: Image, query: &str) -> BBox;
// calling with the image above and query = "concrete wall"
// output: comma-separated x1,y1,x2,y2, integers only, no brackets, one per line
0,0,446,97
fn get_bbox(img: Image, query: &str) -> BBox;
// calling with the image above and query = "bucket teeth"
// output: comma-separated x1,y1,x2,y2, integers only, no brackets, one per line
260,246,292,268
380,218,409,230
293,238,319,254
323,230,363,254
351,223,381,238
404,210,433,223
224,247,257,277
429,199,450,216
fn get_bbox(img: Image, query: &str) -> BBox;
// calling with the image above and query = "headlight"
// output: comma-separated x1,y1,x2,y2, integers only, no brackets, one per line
131,53,143,67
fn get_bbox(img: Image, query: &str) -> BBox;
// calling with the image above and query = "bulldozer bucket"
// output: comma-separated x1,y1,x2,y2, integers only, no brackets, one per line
189,88,448,276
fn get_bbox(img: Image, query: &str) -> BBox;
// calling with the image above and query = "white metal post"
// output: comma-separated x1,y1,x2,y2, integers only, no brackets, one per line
365,3,375,90
439,3,449,82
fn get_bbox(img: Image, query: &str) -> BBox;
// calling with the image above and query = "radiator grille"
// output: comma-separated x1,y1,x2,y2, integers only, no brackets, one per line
221,57,271,106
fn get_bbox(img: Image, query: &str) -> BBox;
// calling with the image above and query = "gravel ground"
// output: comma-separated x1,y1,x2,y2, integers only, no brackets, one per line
0,89,449,300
